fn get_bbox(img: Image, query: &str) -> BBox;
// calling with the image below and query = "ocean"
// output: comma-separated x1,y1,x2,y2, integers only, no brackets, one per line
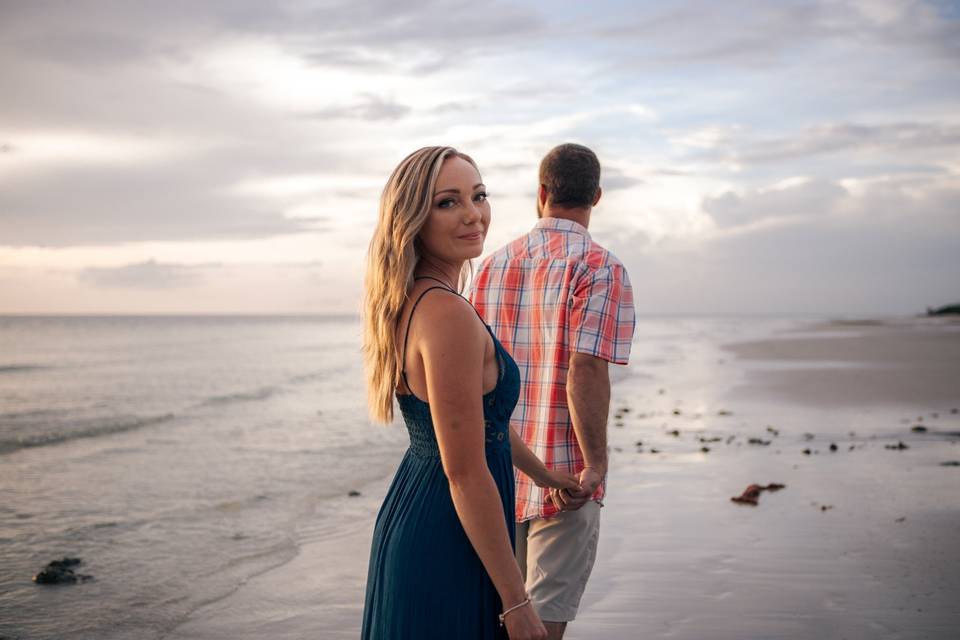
4,313,953,639
0,315,407,639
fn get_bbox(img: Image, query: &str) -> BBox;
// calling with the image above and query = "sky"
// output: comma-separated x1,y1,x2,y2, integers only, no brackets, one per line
1,0,958,315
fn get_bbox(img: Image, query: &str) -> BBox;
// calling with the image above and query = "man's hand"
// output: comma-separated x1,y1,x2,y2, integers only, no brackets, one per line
548,467,603,511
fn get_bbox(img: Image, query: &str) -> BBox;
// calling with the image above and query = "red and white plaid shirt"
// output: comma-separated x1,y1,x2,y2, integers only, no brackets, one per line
470,217,635,522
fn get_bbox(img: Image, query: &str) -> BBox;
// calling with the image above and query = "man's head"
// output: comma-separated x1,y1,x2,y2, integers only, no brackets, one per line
537,143,602,220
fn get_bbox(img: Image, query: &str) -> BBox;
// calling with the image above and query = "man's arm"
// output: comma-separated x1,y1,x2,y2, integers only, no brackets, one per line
555,260,634,510
553,351,610,511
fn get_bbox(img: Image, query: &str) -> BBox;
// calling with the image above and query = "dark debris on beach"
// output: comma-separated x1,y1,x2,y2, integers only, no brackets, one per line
33,557,93,585
731,483,786,506
614,399,960,477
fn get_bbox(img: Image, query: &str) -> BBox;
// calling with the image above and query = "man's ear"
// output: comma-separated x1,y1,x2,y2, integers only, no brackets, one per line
538,184,549,208
593,186,602,207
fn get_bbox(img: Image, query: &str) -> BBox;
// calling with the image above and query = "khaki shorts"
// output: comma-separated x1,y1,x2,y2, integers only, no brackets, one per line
515,500,601,623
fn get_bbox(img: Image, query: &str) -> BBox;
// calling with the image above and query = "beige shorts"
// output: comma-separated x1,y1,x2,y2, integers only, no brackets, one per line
515,500,601,623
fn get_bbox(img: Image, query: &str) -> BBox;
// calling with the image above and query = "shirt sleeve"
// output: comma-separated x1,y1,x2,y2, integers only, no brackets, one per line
568,264,636,364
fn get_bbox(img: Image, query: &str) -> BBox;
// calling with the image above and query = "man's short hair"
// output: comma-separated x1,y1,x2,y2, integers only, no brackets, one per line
539,143,601,209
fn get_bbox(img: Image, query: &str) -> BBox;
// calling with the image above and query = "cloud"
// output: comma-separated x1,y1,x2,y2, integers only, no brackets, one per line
303,95,411,122
78,259,213,289
703,179,848,227
596,0,960,67
10,30,165,68
0,0,548,74
0,158,322,247
604,177,960,314
734,122,960,164
1,0,958,314
602,166,645,191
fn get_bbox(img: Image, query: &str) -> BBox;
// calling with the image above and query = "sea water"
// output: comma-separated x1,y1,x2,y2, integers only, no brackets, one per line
0,315,407,639
1,313,878,639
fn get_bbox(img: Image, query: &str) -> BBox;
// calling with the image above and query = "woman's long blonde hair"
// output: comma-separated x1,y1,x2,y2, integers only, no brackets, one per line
363,146,477,423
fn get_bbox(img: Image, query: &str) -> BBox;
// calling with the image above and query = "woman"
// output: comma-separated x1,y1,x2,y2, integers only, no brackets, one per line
361,147,580,640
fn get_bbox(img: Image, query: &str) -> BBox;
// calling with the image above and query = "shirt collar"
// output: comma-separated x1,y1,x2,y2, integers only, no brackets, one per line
534,217,591,240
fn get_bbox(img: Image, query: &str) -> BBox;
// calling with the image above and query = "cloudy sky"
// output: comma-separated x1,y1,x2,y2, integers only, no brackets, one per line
1,0,958,315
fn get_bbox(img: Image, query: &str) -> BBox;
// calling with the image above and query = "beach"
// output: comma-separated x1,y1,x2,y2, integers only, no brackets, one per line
2,315,959,639
167,315,960,640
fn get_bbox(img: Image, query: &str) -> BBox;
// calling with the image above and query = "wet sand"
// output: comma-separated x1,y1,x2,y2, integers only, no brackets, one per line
169,317,960,640
723,317,960,408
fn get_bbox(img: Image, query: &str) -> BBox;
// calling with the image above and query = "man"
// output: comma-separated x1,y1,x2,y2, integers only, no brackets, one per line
471,143,636,639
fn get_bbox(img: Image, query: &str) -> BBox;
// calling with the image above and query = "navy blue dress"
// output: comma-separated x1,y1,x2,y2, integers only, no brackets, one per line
361,285,520,640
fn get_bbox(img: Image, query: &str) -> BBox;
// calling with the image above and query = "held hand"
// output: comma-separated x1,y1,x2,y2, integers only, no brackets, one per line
533,469,580,492
577,466,604,495
548,467,604,512
503,601,547,640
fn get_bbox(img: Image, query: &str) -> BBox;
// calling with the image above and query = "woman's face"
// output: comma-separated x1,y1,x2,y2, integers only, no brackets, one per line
418,156,490,263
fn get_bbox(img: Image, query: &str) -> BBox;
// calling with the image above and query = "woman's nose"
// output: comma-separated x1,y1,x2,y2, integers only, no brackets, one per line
463,200,482,223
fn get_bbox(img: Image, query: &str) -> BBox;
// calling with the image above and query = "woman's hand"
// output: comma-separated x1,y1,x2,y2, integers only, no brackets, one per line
503,601,547,640
533,468,580,492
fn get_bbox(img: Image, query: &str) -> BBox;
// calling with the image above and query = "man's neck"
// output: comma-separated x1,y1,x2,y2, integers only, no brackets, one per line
542,207,590,229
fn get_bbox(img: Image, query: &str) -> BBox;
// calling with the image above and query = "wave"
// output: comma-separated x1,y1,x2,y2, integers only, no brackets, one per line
0,363,46,373
199,386,280,406
0,413,177,455
287,371,327,384
0,408,62,421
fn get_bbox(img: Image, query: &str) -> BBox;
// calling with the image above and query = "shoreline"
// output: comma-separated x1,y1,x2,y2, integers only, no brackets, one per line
167,316,960,638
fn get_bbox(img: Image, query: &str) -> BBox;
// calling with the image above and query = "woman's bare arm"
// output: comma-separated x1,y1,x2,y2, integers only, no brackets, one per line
415,292,527,607
509,428,580,492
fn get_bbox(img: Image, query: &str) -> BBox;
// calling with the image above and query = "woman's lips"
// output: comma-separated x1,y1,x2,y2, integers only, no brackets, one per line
459,232,483,241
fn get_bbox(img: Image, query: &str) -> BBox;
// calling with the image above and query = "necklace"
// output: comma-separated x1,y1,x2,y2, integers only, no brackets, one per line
413,266,456,290
413,275,456,291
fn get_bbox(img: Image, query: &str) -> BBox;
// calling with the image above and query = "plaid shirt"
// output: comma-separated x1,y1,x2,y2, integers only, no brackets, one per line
470,218,636,522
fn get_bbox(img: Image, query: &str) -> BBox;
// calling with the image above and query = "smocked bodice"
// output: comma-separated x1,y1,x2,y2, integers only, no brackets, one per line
396,327,521,459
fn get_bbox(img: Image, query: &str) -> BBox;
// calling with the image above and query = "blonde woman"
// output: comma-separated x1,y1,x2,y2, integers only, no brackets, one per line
361,147,579,640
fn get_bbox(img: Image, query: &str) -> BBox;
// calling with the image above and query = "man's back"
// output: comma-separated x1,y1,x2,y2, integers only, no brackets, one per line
471,217,635,522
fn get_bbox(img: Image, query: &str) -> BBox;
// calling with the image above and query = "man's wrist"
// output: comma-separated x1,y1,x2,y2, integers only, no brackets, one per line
582,462,607,477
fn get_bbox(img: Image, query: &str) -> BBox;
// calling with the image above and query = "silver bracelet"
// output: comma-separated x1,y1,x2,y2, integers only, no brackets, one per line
498,596,531,626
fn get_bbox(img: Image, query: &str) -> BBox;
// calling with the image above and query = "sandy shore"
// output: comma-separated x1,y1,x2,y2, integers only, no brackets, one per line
168,317,960,639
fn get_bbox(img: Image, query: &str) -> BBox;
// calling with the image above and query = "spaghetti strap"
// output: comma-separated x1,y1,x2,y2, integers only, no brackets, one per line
400,276,498,396
400,284,455,393
412,276,490,326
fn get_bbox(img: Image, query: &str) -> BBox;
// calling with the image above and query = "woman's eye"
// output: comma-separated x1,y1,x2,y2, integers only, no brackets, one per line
474,191,488,203
436,198,456,209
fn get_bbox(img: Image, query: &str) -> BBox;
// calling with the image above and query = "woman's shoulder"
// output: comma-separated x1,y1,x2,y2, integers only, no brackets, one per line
410,285,476,321
408,286,486,345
